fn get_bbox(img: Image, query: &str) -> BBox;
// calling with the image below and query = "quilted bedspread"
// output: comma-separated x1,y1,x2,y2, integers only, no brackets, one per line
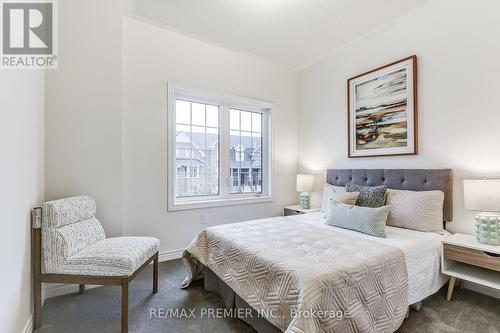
182,217,408,333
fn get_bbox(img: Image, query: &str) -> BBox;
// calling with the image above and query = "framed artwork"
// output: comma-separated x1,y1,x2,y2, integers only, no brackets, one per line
347,55,418,158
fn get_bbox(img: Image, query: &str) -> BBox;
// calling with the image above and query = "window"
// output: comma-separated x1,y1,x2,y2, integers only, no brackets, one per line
168,84,272,210
230,109,262,194
175,99,219,198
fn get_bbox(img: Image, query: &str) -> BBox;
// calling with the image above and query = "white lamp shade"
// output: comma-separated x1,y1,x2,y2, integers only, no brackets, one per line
464,179,500,212
296,174,314,192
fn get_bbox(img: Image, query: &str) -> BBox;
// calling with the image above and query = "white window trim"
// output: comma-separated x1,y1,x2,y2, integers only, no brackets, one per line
167,82,273,211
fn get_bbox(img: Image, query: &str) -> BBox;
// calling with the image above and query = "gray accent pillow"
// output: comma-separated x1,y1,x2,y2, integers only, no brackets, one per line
325,199,389,238
346,183,387,208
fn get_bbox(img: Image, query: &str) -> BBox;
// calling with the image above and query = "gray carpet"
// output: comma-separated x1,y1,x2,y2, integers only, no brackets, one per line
35,259,500,333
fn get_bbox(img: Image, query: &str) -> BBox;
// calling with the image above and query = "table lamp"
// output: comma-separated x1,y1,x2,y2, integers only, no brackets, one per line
464,179,500,246
296,174,314,209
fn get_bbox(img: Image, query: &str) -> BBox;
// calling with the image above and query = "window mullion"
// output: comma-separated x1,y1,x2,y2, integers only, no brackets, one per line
219,105,230,198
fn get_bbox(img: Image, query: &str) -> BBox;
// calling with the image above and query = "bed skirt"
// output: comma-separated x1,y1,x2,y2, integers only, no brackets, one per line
201,265,425,333
203,266,282,333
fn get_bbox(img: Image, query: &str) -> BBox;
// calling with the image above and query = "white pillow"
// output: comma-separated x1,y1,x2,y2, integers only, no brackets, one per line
386,189,444,232
321,184,346,213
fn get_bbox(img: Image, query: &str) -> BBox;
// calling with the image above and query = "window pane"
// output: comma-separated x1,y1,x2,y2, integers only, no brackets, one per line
188,166,199,178
229,110,263,194
252,113,262,133
251,151,262,163
241,173,251,193
176,124,191,145
252,133,261,149
175,99,219,198
206,105,218,127
206,127,218,150
241,132,252,149
177,179,205,197
191,126,206,150
240,111,252,131
230,109,240,130
190,150,204,170
176,100,190,124
191,103,205,126
204,174,219,195
176,148,191,159
200,150,218,174
230,130,240,145
238,173,263,193
252,173,262,193
230,171,241,193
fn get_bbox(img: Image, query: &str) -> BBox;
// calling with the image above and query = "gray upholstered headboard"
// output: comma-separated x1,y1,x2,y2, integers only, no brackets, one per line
326,169,453,222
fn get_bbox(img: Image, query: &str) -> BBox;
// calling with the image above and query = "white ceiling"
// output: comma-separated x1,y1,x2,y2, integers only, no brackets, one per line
124,0,431,68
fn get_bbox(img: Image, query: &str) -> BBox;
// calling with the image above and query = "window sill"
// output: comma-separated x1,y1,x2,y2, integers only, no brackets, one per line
168,195,273,211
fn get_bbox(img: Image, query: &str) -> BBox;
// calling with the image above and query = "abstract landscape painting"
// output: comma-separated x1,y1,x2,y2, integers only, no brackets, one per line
348,56,417,157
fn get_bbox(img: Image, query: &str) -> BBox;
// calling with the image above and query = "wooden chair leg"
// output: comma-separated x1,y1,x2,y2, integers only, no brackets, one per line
33,275,42,329
121,278,129,333
33,227,42,329
78,284,85,295
446,276,456,301
153,252,159,294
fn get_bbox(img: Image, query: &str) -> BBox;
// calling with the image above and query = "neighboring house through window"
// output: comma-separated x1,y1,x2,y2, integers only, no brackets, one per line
168,84,272,210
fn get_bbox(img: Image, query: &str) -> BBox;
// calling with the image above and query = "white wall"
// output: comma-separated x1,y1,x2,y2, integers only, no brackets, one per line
44,2,297,258
0,71,45,333
122,17,298,252
45,0,123,236
298,0,500,234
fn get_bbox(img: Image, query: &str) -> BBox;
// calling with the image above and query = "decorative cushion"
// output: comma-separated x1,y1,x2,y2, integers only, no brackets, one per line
325,199,389,238
386,189,444,232
41,196,105,274
42,217,106,274
57,218,106,256
64,237,160,276
321,184,347,213
346,183,387,208
42,196,96,228
331,191,359,206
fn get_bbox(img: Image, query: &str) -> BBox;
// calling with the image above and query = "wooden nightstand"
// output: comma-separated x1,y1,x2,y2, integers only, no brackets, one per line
442,233,500,301
284,205,320,216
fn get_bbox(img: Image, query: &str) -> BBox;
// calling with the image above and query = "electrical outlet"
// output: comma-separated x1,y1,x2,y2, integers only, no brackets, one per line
200,215,207,225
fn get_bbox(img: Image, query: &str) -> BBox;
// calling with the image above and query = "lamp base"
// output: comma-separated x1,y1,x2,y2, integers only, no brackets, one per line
299,192,311,209
474,212,500,246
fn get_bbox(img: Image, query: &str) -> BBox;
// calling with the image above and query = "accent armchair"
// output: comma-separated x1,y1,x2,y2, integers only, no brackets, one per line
31,196,160,333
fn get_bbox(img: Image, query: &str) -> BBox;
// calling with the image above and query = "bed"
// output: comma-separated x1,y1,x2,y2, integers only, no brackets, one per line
182,169,453,333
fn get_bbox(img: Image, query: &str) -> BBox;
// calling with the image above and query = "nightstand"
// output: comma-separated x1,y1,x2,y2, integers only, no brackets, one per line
284,205,320,216
442,233,500,301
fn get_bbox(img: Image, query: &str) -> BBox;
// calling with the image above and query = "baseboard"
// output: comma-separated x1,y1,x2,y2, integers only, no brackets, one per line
464,281,500,299
42,249,184,301
22,314,33,333
159,248,184,262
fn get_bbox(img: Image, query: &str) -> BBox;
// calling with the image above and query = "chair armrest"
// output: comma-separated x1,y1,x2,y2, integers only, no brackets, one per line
32,207,42,229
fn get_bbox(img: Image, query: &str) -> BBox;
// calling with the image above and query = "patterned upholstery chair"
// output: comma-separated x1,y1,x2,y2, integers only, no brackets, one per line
31,196,159,333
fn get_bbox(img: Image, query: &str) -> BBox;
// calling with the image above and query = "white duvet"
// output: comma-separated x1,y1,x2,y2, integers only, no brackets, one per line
289,212,449,304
